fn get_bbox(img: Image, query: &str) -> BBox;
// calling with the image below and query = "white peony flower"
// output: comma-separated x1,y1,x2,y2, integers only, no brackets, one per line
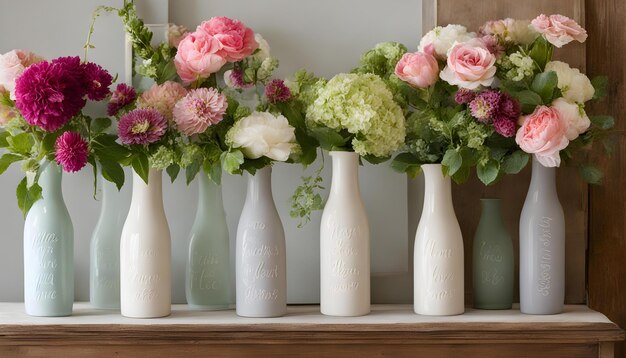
545,61,595,103
254,33,271,60
551,97,590,140
227,111,296,161
418,24,476,59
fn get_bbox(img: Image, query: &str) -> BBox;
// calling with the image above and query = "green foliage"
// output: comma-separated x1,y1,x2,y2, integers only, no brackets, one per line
131,153,150,184
531,71,558,104
16,178,42,217
477,159,500,185
591,76,608,100
0,153,23,175
528,36,553,71
501,151,530,174
290,158,325,228
391,153,422,178
221,150,245,175
590,115,615,130
579,165,603,185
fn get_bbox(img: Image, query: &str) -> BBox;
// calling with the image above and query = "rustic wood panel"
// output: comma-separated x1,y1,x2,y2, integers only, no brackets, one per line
586,1,626,358
433,0,588,305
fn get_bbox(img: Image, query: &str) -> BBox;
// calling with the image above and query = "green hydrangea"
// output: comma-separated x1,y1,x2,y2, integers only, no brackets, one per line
149,146,175,170
285,70,326,108
355,42,407,79
499,51,535,81
179,143,203,168
307,73,405,158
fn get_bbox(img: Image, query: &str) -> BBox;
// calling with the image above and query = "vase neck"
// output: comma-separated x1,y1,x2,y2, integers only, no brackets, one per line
329,151,361,197
39,161,63,200
130,169,164,210
479,199,504,225
197,171,224,212
421,164,453,212
529,156,557,194
245,166,275,207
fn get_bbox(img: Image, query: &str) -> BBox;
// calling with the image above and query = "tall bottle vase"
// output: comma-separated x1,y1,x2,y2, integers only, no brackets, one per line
23,161,74,317
120,169,171,318
413,164,464,316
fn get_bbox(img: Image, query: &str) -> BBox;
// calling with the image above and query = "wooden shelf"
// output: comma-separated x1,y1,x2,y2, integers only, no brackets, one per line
0,303,622,357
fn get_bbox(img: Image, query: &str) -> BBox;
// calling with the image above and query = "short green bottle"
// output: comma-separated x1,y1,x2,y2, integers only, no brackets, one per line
472,199,514,310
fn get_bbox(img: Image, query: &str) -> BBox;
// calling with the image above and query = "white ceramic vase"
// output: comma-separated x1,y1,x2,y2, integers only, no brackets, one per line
320,151,370,317
120,169,171,318
414,164,464,316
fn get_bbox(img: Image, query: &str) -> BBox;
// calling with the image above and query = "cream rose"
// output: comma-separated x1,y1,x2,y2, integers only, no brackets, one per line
551,98,590,140
228,111,296,161
418,24,476,59
545,61,594,103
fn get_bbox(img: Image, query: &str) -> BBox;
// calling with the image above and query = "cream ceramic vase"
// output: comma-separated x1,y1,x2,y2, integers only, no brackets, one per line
120,169,171,318
414,164,464,316
320,151,370,317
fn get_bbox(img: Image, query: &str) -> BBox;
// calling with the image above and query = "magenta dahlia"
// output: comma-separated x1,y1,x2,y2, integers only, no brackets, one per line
498,92,521,119
107,83,137,116
493,117,517,138
469,89,502,123
118,108,167,145
454,88,476,105
265,79,292,104
83,62,112,101
55,132,89,172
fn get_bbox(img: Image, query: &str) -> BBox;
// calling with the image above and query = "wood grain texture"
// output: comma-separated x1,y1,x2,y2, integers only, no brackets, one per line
586,1,626,358
434,0,588,305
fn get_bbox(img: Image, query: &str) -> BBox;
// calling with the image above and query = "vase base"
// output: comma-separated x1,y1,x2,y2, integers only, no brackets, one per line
520,309,564,315
236,310,287,318
25,310,72,317
90,303,120,310
187,304,231,311
414,309,465,316
473,304,513,310
121,310,171,319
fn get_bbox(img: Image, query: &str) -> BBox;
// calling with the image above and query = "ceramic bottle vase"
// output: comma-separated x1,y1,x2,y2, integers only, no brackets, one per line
120,169,171,318
320,151,370,317
414,164,464,316
186,172,231,309
90,173,128,309
236,167,287,318
519,156,565,315
23,162,74,317
473,199,514,310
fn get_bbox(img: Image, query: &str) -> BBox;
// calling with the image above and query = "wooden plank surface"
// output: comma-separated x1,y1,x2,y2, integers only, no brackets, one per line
586,1,626,358
433,0,588,305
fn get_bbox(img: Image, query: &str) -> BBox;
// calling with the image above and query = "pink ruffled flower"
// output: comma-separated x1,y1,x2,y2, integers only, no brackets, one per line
55,132,89,173
173,87,227,136
394,51,439,88
174,32,227,84
469,90,502,122
439,39,496,89
265,79,292,104
196,17,258,62
107,83,137,116
118,108,167,145
515,105,569,167
137,81,188,121
168,23,190,48
531,14,587,48
493,117,516,138
0,50,44,100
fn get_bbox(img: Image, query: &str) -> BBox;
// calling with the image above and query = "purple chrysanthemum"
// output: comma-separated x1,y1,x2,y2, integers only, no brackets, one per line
498,92,521,120
118,108,167,145
14,56,87,132
265,79,292,104
107,83,137,116
83,62,112,101
493,117,517,138
469,89,502,122
454,88,476,104
55,132,89,172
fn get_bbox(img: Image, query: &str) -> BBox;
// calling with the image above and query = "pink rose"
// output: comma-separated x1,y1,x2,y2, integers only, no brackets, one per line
196,17,258,62
394,51,439,88
174,32,227,84
515,105,569,167
531,14,587,48
439,39,496,89
0,50,44,100
137,81,188,121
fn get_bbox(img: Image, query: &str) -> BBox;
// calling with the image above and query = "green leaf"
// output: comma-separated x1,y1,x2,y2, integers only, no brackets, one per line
41,132,61,155
528,36,552,71
221,150,245,174
7,132,34,155
451,165,470,184
16,178,42,217
362,154,390,165
204,159,222,185
510,90,543,114
579,165,603,184
91,117,112,134
0,153,23,175
531,71,558,104
131,154,150,184
100,159,125,190
477,160,500,185
185,158,202,185
591,76,608,100
590,115,614,130
502,151,530,174
92,134,131,162
166,164,180,183
310,127,350,151
391,153,422,177
0,131,10,148
441,149,462,176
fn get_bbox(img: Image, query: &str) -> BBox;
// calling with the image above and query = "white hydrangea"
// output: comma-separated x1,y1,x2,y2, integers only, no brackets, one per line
418,24,476,58
306,73,405,158
545,61,595,103
551,97,590,140
227,111,296,161
509,52,535,81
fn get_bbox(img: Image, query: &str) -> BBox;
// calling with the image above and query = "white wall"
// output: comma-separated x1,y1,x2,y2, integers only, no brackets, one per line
0,0,423,304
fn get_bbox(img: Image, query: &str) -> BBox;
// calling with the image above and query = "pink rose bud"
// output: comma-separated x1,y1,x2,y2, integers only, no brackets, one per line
394,51,439,88
531,14,587,48
515,105,569,167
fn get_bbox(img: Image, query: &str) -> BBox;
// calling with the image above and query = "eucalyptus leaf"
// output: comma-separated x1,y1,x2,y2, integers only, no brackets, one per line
477,160,500,185
502,151,530,174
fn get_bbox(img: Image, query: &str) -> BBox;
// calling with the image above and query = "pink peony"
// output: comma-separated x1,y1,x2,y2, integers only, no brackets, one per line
168,23,190,48
439,39,496,89
515,105,569,167
196,17,258,62
55,132,89,172
531,14,587,48
118,108,168,145
174,32,227,84
137,81,187,121
173,87,227,136
107,83,137,116
0,50,44,100
394,51,439,88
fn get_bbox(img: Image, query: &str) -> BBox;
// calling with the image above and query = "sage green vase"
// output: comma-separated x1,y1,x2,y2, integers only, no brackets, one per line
472,199,514,310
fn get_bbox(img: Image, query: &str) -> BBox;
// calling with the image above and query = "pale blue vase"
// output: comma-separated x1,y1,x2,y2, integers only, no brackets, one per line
90,172,128,309
185,172,231,309
23,162,74,316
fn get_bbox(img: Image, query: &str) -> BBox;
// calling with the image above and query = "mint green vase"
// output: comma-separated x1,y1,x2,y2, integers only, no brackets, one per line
472,199,514,310
185,171,231,309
